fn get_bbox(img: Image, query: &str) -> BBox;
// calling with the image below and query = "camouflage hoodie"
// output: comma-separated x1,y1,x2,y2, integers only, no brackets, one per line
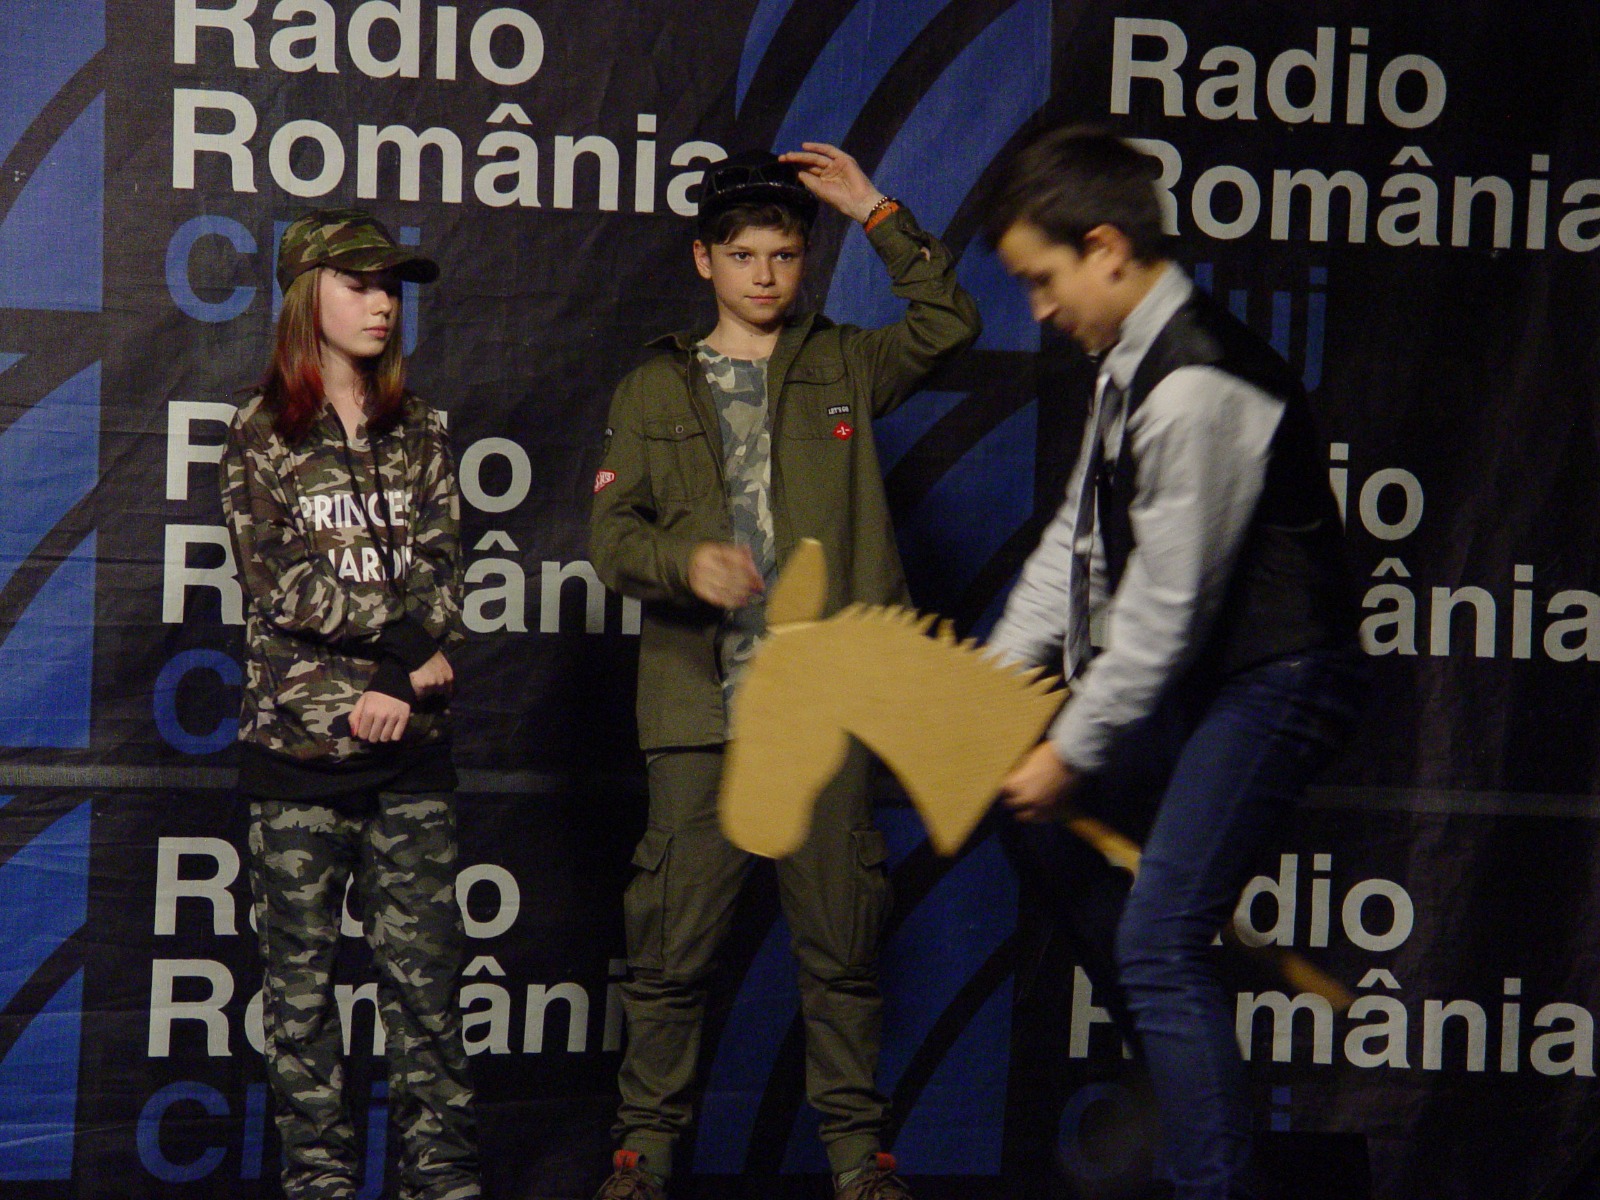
221,391,462,766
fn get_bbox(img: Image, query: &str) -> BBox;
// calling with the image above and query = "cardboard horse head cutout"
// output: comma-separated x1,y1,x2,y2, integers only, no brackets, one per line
720,540,1064,858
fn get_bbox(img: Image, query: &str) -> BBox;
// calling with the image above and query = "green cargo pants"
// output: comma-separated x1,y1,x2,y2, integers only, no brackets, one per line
248,794,479,1200
614,742,892,1177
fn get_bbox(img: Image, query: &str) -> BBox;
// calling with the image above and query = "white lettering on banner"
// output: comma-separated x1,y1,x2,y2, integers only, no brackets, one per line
1421,1000,1487,1071
1102,28,1593,254
154,838,240,936
476,129,540,208
169,4,726,211
554,135,620,212
635,113,657,212
166,401,235,501
1135,139,1597,252
1231,854,1413,952
1340,879,1415,952
435,3,457,79
464,554,527,633
174,0,259,69
1069,965,1129,1060
523,984,589,1053
667,140,727,216
338,983,385,1055
1238,991,1335,1064
605,959,626,1052
468,8,543,86
1361,565,1600,663
457,536,643,636
1190,164,1260,240
541,561,605,635
164,525,244,626
245,988,265,1053
1270,169,1369,242
1126,137,1181,234
269,118,345,197
457,863,520,939
463,983,513,1054
143,854,618,1062
173,89,258,192
270,0,338,74
149,960,235,1057
1056,960,1593,1081
458,438,531,513
1110,20,1445,130
1324,442,1600,663
357,124,463,203
177,0,544,84
347,0,422,79
171,98,721,212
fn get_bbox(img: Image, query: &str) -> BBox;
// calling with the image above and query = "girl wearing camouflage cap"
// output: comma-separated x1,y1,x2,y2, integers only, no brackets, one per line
220,209,479,1200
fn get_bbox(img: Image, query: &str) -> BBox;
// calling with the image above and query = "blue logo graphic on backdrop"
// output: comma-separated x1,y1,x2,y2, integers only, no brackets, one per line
693,0,1053,1174
0,0,106,749
0,798,92,1179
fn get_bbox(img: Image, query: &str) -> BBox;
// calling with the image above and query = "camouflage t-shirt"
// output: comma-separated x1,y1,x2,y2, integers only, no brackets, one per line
697,342,776,710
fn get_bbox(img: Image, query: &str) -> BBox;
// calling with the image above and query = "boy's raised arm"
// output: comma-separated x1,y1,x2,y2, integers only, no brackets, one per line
783,142,981,416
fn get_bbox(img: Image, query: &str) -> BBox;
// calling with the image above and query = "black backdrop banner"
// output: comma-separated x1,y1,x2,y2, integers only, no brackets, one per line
2,2,1599,1197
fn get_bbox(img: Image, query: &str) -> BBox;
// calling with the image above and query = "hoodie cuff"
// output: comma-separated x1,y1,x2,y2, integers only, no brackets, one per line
377,614,438,671
367,656,418,705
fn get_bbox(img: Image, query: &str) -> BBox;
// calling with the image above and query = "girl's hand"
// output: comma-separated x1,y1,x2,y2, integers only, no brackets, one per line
409,650,454,699
351,690,411,742
778,143,885,223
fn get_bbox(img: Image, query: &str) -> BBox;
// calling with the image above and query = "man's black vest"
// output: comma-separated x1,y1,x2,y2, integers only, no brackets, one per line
1096,289,1358,679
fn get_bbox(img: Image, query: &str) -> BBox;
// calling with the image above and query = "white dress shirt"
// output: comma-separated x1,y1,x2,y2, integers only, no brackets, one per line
988,265,1287,772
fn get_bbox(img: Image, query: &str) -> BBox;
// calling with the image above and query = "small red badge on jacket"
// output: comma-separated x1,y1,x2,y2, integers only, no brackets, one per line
594,469,617,493
832,421,854,440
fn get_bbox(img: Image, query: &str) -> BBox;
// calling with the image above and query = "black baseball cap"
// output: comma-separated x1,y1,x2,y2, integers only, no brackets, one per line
696,150,820,231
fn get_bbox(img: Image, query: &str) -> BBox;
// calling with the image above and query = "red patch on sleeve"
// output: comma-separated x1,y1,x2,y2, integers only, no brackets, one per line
832,421,854,441
594,469,617,493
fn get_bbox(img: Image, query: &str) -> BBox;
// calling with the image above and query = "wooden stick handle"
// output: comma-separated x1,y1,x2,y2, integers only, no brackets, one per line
1059,807,1356,1012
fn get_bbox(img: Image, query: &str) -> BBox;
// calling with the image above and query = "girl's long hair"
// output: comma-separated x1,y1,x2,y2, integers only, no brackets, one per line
260,268,408,442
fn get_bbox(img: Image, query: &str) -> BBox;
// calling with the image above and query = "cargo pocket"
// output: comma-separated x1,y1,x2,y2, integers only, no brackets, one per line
780,362,851,439
643,417,716,500
848,829,891,968
623,825,673,969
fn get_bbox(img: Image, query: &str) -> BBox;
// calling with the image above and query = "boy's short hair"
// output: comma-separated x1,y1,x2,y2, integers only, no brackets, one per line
984,126,1168,261
697,200,813,247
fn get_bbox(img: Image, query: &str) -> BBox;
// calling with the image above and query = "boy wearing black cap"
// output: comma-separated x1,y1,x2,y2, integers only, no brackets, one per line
589,144,979,1199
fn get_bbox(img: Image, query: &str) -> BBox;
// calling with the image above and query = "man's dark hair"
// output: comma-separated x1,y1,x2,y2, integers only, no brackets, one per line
984,126,1168,260
697,200,812,247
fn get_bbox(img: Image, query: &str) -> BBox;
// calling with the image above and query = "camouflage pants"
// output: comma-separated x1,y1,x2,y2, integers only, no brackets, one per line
248,793,479,1200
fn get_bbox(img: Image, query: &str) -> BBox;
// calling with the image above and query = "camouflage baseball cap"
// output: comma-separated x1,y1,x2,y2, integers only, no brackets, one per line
276,208,439,292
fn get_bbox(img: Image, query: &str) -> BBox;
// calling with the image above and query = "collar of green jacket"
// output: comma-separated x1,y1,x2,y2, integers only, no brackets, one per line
644,314,830,418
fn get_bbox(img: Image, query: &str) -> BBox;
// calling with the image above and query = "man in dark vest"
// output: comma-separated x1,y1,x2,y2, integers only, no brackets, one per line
981,126,1366,1198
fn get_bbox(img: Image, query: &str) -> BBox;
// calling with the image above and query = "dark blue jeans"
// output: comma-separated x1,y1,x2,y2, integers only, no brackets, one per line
1008,645,1367,1199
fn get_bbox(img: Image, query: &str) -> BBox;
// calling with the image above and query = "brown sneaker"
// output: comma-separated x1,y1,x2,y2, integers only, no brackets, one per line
594,1150,666,1200
835,1152,913,1200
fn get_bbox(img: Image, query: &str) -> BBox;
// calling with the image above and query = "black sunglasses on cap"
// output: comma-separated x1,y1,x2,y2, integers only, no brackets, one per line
698,154,819,223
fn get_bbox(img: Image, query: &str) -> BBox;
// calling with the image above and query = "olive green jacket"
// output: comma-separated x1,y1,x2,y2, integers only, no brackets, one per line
590,206,981,749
